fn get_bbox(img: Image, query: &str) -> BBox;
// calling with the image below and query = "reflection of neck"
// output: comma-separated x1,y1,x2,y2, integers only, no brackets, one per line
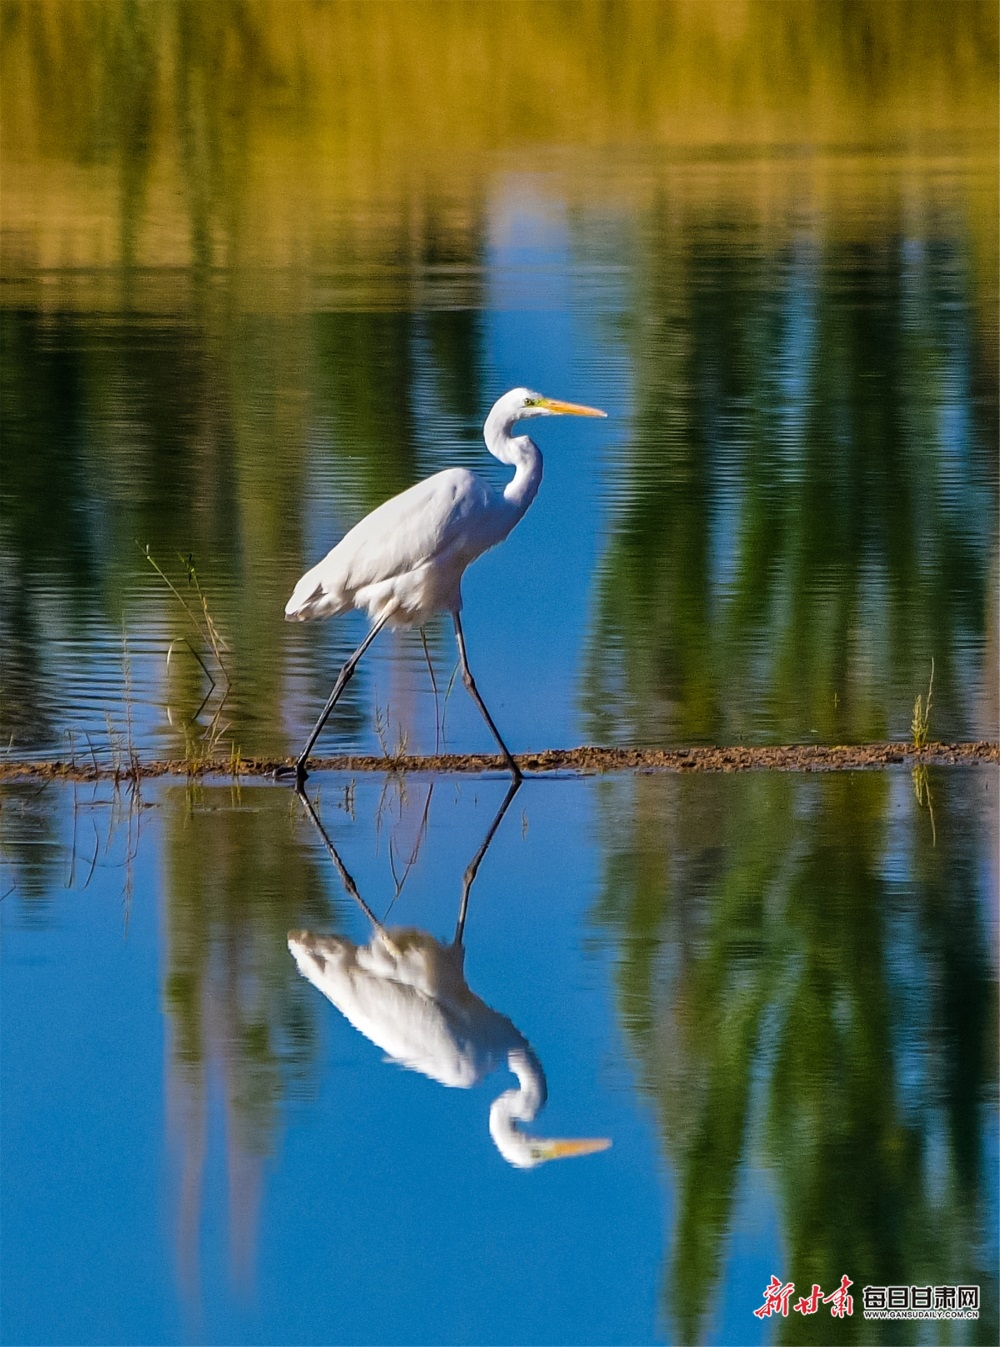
488,1046,548,1168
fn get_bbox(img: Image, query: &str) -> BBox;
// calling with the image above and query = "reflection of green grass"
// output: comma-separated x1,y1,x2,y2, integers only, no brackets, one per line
583,224,996,748
1,2,996,768
912,763,937,846
593,771,997,1342
163,787,335,1148
159,786,338,1296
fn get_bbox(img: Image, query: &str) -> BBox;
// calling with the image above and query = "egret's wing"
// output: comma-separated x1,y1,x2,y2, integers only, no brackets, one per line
288,929,520,1087
338,468,492,584
286,468,494,619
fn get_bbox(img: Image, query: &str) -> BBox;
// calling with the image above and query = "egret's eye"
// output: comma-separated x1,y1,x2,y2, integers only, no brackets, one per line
522,397,538,407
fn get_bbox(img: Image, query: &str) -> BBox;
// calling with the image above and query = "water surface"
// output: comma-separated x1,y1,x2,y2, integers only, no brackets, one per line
2,767,996,1344
1,7,997,1345
2,2,997,764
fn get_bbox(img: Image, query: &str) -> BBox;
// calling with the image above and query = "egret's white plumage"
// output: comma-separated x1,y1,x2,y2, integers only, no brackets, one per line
288,781,611,1168
288,924,609,1169
282,388,606,782
285,467,495,625
288,926,523,1089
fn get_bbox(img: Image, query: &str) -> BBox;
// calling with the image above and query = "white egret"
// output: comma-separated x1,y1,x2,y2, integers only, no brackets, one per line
283,388,606,782
288,783,611,1168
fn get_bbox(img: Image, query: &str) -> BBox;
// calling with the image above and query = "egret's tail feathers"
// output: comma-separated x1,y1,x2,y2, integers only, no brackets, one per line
284,567,349,622
288,929,349,970
288,929,334,956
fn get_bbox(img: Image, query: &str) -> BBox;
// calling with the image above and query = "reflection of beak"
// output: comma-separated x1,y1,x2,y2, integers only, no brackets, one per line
538,397,607,418
536,1136,612,1161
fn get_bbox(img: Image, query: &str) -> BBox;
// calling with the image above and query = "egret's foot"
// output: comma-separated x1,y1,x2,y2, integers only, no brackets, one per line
274,762,309,785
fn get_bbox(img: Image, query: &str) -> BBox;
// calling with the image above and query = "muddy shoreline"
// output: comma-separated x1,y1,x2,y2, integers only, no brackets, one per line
0,741,996,784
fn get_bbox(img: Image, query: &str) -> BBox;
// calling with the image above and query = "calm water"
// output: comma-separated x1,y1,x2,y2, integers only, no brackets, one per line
1,4,998,1345
2,6,997,764
2,768,997,1345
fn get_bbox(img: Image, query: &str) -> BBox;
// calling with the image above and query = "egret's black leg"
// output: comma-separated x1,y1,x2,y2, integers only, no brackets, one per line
454,777,521,946
419,627,441,754
452,611,522,782
279,615,389,785
294,782,387,931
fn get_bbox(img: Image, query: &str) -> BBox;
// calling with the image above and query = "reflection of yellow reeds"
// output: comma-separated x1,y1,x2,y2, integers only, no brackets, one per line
5,0,995,157
2,0,996,308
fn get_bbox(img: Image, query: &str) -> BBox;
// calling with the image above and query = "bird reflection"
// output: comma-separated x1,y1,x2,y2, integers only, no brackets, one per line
288,783,611,1168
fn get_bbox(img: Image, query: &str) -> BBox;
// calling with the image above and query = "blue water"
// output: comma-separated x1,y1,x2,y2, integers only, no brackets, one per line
2,11,997,1344
2,768,996,1345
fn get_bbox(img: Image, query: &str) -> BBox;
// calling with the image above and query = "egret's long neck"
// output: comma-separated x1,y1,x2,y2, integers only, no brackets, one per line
484,409,543,518
488,1047,547,1167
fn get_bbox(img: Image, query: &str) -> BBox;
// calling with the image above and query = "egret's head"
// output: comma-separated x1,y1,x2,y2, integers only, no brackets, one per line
488,1047,613,1167
499,387,607,423
524,1136,613,1167
490,1128,613,1169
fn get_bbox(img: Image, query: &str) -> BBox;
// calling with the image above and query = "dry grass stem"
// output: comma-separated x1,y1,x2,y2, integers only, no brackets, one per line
911,658,935,749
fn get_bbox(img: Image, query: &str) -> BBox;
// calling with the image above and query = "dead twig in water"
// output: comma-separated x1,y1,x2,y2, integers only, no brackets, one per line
142,544,233,765
911,658,935,750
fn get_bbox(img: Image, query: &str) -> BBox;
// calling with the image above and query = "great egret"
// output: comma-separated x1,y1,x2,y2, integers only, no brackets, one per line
283,388,606,783
288,783,611,1168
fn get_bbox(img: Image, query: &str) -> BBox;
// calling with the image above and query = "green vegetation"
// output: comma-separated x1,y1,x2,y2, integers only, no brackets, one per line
911,659,935,750
581,219,996,747
592,769,998,1343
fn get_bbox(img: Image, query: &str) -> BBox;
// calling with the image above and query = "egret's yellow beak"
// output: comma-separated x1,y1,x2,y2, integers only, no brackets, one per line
538,397,607,418
537,1136,613,1161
